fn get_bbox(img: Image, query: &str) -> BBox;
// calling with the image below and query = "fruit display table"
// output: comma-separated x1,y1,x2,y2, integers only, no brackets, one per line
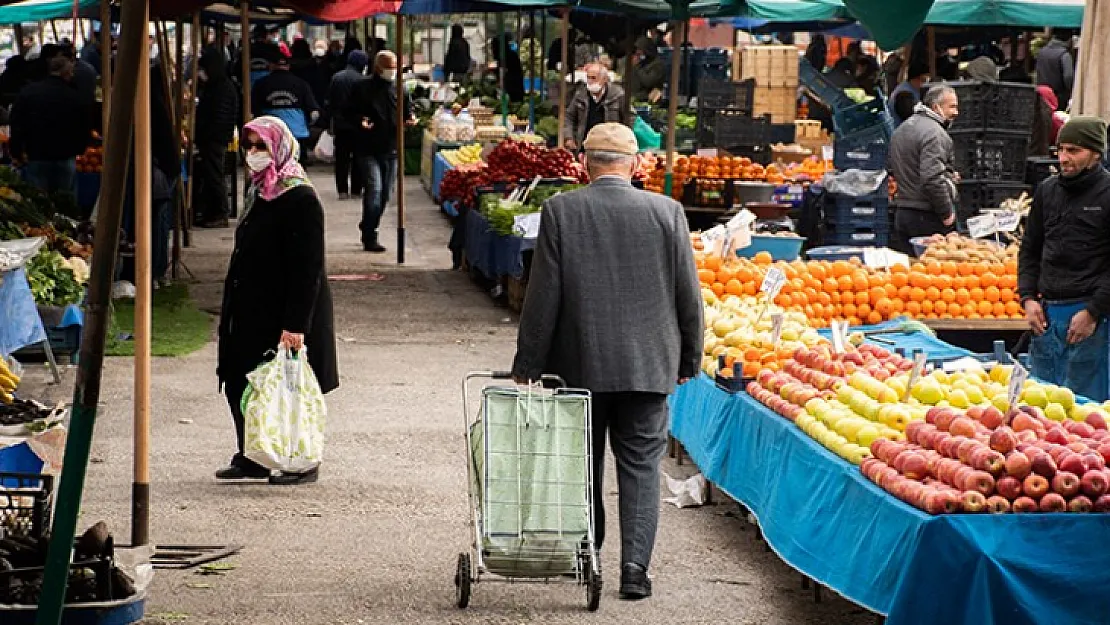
432,152,453,206
817,320,975,363
670,375,1110,625
464,209,534,281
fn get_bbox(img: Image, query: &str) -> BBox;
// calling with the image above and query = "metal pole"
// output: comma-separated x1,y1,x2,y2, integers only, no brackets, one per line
240,1,251,125
72,0,79,44
556,8,568,145
132,1,152,550
664,20,684,196
624,21,634,111
497,13,506,126
370,16,377,52
539,11,546,101
184,13,201,238
396,14,405,265
528,11,536,129
927,26,937,79
35,0,145,617
100,0,111,136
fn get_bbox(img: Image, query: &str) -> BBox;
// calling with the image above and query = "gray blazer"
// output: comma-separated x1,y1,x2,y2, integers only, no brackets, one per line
511,177,703,394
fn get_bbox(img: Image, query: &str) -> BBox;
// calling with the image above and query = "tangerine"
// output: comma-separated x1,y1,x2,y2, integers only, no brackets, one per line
999,287,1015,303
726,279,744,296
921,300,934,314
910,287,926,302
935,300,948,314
867,311,883,324
992,302,1006,317
980,272,999,288
1005,301,1021,315
753,251,773,265
955,288,971,304
892,272,909,288
978,300,993,315
698,269,716,284
984,286,1000,302
925,286,941,301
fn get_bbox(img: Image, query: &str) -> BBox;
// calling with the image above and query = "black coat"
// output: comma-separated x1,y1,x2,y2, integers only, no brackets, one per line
345,74,412,157
9,75,90,161
217,185,338,393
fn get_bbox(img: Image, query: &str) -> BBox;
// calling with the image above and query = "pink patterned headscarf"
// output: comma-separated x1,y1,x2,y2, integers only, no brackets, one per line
243,115,310,203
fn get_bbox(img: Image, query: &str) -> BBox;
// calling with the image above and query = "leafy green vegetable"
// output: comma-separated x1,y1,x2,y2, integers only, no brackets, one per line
535,116,559,139
26,248,83,307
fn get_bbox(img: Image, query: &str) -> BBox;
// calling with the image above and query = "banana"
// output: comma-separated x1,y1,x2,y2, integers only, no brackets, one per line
0,390,12,405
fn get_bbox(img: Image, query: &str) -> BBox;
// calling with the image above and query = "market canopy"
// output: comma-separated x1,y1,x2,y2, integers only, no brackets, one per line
0,0,99,24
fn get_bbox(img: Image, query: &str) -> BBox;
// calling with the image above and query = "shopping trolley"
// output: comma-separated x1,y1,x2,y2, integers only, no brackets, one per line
455,371,602,611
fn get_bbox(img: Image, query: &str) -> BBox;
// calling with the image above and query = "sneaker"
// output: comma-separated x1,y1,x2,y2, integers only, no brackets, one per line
363,242,387,253
269,467,319,485
214,464,270,480
619,563,652,600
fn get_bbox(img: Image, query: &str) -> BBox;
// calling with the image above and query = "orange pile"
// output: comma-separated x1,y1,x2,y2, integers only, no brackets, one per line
696,254,1024,328
644,155,828,199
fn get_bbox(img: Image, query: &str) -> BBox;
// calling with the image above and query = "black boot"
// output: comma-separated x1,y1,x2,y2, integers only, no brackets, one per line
215,459,270,480
269,467,320,485
619,563,652,600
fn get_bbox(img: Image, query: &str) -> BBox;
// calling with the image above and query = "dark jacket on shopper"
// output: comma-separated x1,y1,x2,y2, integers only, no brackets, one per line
887,103,957,217
444,31,471,79
345,73,412,157
251,68,320,139
9,75,90,161
1018,165,1110,319
196,46,240,147
564,83,633,147
631,54,666,101
511,177,703,394
326,66,365,133
217,185,338,393
1036,38,1074,108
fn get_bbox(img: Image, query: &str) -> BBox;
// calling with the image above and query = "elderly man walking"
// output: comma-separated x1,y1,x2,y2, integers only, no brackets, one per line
512,123,703,600
564,63,632,151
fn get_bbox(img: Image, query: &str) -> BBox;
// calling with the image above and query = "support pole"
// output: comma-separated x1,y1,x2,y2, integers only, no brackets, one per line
14,25,25,56
35,0,145,618
664,20,684,196
528,11,536,130
132,1,152,550
926,26,937,80
497,13,506,126
556,8,569,146
396,14,405,265
184,13,201,238
370,16,377,52
539,11,546,101
100,0,111,136
623,20,635,111
240,1,251,125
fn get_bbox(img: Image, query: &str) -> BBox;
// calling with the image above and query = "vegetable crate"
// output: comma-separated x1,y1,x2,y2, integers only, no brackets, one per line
831,93,893,139
948,80,1038,134
821,226,889,247
822,180,890,230
956,181,1032,224
833,125,890,171
950,131,1029,182
798,58,854,110
768,123,797,145
752,86,797,124
710,111,770,152
697,78,755,111
0,471,54,540
736,45,799,88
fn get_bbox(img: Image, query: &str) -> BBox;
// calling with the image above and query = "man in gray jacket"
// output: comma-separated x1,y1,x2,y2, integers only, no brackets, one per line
1036,29,1075,109
887,85,960,254
564,64,633,151
512,123,702,601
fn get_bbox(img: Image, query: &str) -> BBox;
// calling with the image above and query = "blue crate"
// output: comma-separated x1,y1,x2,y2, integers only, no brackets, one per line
834,125,891,171
823,180,890,228
832,93,894,138
806,245,873,262
823,228,889,246
799,58,854,110
736,234,804,261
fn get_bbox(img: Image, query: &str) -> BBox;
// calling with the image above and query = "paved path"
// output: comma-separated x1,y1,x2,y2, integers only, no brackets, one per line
61,171,876,624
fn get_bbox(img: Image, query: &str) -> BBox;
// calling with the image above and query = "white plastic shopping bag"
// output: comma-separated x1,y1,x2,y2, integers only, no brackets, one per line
313,131,336,163
241,345,327,472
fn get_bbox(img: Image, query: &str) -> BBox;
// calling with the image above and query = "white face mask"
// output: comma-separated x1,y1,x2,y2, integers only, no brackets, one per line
245,152,273,172
381,69,397,81
587,82,603,95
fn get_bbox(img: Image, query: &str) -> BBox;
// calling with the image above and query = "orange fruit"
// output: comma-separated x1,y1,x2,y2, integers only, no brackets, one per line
712,282,725,297
842,303,858,318
869,286,887,304
978,300,993,315
830,291,842,305
911,262,927,274
867,311,883,324
910,272,930,289
775,294,792,307
992,302,1006,317
808,263,827,281
925,261,942,276
791,292,808,307
1004,259,1017,274
934,274,953,290
822,277,839,293
857,303,872,318
851,271,870,292
957,262,975,277
999,274,1017,289
1012,312,1025,320
743,281,758,296
984,286,1000,302
847,316,862,327
726,279,744,296
884,283,898,298
980,272,999,288
999,287,1014,303
962,303,977,317
698,269,716,284
926,312,939,319
941,261,958,276
838,275,854,292
890,263,909,274
941,288,956,303
717,268,735,283
956,288,971,304
905,301,922,316
812,303,825,319
935,300,948,314
753,251,773,265
921,300,934,315
925,286,941,301
965,275,980,290
897,285,912,301
875,298,893,317
855,290,870,306
1005,301,1021,315
816,291,832,306
953,276,967,290
743,348,761,362
889,299,905,315
892,272,909,288
970,287,984,302
703,256,721,272
832,261,853,278
973,263,988,276
736,266,756,283
910,287,926,302
742,362,760,378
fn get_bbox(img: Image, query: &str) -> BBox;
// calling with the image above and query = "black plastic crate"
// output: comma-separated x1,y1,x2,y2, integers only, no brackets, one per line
948,80,1038,133
957,180,1032,223
951,131,1029,182
698,78,755,110
823,227,890,247
799,57,854,110
832,93,894,138
0,472,54,540
709,111,770,150
833,125,890,171
730,144,772,165
823,184,891,229
768,123,797,145
1026,156,1059,187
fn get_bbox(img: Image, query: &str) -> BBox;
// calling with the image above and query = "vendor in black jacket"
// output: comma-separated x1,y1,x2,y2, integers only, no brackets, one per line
1018,117,1110,402
194,46,240,228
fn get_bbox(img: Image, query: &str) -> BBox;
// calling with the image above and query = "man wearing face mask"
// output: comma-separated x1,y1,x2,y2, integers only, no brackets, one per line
629,37,666,102
1019,117,1110,402
346,50,414,253
564,63,632,151
886,84,960,254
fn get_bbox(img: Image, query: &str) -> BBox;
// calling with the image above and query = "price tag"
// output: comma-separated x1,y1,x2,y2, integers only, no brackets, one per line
701,225,727,256
697,148,719,158
760,266,786,301
512,212,542,239
726,208,757,231
830,320,846,354
994,210,1021,233
1007,362,1029,410
821,145,834,162
788,184,804,195
903,352,928,402
725,226,752,253
967,214,997,239
770,313,785,344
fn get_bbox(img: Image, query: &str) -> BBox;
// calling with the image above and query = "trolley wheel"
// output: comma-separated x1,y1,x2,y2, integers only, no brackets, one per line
455,552,471,609
585,553,602,611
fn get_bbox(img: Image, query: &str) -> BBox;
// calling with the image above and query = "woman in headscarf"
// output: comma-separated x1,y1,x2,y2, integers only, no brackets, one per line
216,116,338,485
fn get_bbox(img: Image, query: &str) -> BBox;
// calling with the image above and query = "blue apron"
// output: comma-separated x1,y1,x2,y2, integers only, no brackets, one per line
1029,300,1110,401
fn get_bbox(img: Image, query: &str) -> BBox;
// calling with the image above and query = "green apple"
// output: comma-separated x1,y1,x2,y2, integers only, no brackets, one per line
1044,403,1068,422
991,394,1009,413
1048,386,1076,411
856,425,880,448
947,388,970,409
965,385,986,405
1022,386,1048,408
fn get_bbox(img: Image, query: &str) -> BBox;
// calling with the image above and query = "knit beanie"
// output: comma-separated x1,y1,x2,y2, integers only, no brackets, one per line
347,49,369,71
1058,116,1108,154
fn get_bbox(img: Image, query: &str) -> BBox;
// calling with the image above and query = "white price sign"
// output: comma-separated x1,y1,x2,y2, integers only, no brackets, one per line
994,210,1021,233
512,212,542,239
697,148,719,158
830,320,849,354
967,214,997,239
701,226,727,256
760,267,786,301
1007,362,1029,410
903,352,928,402
725,226,752,253
770,313,785,344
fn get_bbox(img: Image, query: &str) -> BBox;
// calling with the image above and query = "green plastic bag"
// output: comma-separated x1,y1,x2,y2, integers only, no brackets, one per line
633,115,661,150
242,345,327,473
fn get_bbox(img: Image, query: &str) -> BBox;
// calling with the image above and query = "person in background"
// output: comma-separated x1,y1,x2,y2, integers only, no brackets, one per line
855,54,882,94
0,56,29,109
489,34,525,103
347,50,413,253
252,47,320,163
327,49,368,200
805,34,827,72
1036,28,1075,110
444,24,471,82
80,30,102,75
216,116,338,485
326,38,345,75
1019,117,1110,402
290,37,328,108
825,57,857,90
887,85,960,254
194,46,240,228
963,56,998,82
512,123,702,602
62,43,97,113
629,37,666,102
9,55,90,197
564,63,632,151
245,24,276,86
269,26,290,58
887,63,930,128
1030,85,1063,157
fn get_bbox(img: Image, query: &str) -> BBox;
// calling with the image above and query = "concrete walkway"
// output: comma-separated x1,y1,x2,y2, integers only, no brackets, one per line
61,170,876,624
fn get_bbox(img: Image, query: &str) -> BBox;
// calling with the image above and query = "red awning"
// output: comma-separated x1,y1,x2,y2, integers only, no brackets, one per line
149,0,400,20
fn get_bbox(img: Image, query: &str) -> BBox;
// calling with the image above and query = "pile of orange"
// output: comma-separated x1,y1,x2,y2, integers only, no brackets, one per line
720,345,799,379
644,155,829,199
696,253,1024,328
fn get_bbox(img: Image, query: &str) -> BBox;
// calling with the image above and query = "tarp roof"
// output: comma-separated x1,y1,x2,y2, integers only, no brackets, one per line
0,0,99,24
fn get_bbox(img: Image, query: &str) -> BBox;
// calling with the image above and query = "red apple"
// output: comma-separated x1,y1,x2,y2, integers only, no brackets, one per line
958,439,981,464
1015,430,1040,444
980,406,1006,429
936,410,958,433
1067,441,1089,454
961,491,987,513
1059,454,1087,477
1083,452,1106,472
903,453,929,481
1039,492,1067,513
949,417,978,438
996,476,1024,500
1081,471,1109,498
1023,474,1051,500
1071,422,1096,439
988,427,1017,455
966,406,985,421
905,422,926,445
1046,427,1070,445
1006,451,1033,479
1098,443,1110,463
1012,496,1040,513
1068,495,1093,513
925,407,946,425
1094,495,1110,512
954,466,977,491
966,471,996,497
1012,413,1040,433
1052,471,1082,498
1031,454,1058,480
1086,411,1108,430
986,495,1011,514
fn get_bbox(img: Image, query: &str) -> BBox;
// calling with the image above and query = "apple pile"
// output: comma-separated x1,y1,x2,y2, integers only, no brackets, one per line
861,404,1110,514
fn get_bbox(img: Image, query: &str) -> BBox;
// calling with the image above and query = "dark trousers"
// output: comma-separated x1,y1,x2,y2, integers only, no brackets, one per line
358,153,396,246
194,141,228,221
334,131,362,196
223,375,265,470
893,208,953,255
590,392,669,570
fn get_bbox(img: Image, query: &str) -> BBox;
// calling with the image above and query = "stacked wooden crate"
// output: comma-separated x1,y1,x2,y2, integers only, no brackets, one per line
736,45,799,124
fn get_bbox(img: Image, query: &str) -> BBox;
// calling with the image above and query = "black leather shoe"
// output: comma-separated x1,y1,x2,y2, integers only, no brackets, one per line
214,464,270,480
620,563,652,600
363,242,387,253
269,468,319,485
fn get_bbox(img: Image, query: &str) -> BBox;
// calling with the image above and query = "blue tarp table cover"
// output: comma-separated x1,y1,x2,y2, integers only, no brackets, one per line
817,318,975,362
432,152,453,203
670,375,1110,625
464,210,535,280
0,269,46,357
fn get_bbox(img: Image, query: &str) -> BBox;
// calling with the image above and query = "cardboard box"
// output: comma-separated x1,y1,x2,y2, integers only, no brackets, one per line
736,45,800,88
753,86,798,124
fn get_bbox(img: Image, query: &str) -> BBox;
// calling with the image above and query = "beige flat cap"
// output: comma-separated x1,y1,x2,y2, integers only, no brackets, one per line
582,122,637,155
